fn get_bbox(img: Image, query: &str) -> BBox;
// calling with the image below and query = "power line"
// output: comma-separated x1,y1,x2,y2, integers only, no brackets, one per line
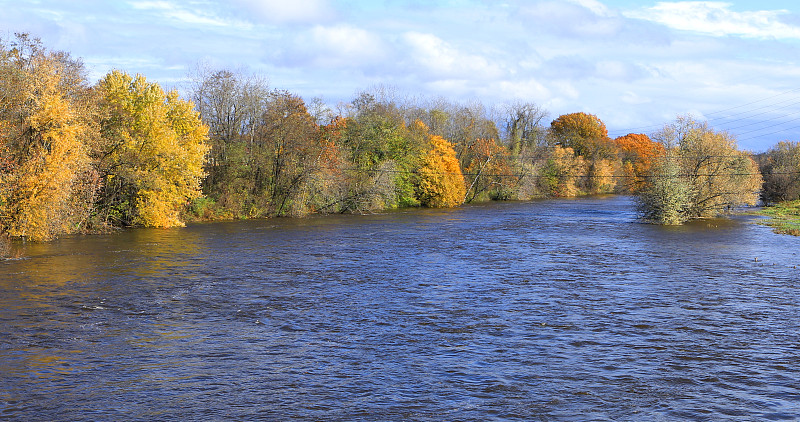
609,87,800,141
705,87,800,117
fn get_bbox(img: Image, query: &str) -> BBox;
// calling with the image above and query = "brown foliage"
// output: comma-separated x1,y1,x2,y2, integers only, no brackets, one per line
463,138,517,202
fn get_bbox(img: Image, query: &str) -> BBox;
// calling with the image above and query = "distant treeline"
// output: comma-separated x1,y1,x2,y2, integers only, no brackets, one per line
2,33,799,248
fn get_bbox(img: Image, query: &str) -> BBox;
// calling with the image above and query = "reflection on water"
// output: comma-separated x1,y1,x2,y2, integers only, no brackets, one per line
1,196,799,421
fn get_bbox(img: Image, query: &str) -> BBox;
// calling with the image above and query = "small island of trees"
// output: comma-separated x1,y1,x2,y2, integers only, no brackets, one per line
2,33,799,255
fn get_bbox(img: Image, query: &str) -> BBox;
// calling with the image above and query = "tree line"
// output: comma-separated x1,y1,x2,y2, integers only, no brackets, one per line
2,34,799,250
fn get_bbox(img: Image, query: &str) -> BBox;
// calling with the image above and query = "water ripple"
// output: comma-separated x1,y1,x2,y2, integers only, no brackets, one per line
2,196,800,420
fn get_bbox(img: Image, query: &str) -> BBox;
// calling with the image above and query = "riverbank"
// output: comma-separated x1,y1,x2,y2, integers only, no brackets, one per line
755,200,800,235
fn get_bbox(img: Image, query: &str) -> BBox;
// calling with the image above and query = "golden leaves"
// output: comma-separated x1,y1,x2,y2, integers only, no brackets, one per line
97,70,209,228
416,133,465,208
0,35,93,240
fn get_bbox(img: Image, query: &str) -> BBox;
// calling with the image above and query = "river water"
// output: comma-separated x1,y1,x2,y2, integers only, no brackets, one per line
1,196,799,421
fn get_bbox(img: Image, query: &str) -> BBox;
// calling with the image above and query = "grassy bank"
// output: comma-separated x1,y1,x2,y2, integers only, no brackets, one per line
756,200,800,236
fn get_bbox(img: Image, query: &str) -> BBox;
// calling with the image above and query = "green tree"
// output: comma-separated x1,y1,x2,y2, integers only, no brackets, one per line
95,70,208,227
759,141,800,204
190,66,270,217
334,91,426,212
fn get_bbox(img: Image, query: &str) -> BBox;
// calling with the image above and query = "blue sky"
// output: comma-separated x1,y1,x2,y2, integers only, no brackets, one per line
3,0,800,151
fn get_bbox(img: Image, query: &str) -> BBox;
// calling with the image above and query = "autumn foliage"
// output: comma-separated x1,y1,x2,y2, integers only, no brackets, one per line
1,35,208,243
759,141,800,204
95,70,208,228
415,125,465,208
614,133,665,193
4,33,792,246
0,34,97,241
636,117,761,224
550,112,611,158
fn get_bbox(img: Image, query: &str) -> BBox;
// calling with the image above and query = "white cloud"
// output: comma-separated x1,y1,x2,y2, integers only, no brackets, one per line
229,0,334,24
550,81,580,100
621,91,651,105
519,0,623,38
595,60,646,82
130,1,239,27
276,25,387,68
492,79,551,102
625,2,800,39
401,32,503,80
564,0,614,17
309,25,385,63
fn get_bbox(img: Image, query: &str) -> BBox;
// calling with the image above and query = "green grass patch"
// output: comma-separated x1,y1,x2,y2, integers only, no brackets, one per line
755,200,800,236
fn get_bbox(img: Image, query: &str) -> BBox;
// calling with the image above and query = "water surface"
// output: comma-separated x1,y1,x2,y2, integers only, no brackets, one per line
1,196,799,421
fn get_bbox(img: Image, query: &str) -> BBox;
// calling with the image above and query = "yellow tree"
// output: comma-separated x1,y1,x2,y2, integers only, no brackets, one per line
0,34,98,241
95,70,208,228
415,123,465,208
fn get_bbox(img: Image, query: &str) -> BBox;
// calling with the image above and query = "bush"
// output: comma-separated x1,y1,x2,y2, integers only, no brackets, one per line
636,157,690,224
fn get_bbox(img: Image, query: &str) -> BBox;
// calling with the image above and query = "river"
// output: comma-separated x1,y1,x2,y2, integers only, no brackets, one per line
1,196,799,421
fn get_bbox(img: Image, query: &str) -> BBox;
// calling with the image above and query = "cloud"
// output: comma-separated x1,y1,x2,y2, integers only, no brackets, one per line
275,24,388,69
518,0,623,38
491,79,551,103
621,91,651,105
564,0,613,17
595,60,647,82
229,0,335,24
401,32,504,80
130,1,241,28
625,2,800,39
534,55,646,83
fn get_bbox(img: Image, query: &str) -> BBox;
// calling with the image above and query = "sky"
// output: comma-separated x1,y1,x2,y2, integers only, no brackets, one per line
3,0,800,151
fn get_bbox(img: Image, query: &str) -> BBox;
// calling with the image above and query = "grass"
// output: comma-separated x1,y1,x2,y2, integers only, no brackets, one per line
755,200,800,236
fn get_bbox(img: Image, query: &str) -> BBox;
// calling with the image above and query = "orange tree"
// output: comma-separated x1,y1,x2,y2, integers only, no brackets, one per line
550,112,619,193
614,133,665,193
550,112,612,158
413,122,465,208
462,137,517,202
